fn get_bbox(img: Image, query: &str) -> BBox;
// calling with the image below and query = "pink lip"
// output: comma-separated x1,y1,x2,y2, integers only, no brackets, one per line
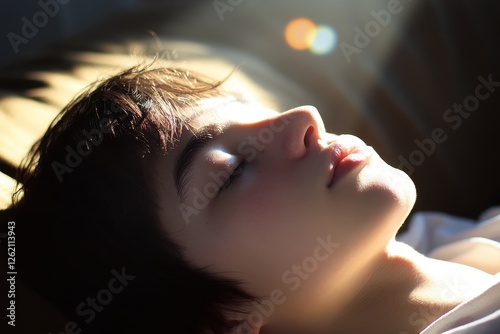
326,137,373,188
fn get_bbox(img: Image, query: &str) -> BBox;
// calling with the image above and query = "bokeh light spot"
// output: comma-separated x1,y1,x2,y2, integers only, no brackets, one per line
285,18,317,50
310,25,337,55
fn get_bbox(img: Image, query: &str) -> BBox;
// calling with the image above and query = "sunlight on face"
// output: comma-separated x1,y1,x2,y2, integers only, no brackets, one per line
156,98,416,322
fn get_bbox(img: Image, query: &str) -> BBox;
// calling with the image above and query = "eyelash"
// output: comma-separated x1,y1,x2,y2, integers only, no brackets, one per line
219,160,247,192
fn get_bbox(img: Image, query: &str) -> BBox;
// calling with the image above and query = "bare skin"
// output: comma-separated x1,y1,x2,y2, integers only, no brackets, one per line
155,99,494,334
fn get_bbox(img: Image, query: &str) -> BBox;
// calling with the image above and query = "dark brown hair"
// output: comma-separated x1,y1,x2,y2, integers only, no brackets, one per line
3,63,256,333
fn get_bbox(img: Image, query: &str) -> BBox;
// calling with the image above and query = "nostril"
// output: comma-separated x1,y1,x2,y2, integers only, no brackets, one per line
304,126,315,147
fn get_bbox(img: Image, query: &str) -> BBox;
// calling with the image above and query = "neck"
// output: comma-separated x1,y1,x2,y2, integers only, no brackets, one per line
326,240,493,334
264,240,494,334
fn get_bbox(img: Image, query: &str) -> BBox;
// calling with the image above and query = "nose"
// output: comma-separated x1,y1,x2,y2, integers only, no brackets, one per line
276,106,325,160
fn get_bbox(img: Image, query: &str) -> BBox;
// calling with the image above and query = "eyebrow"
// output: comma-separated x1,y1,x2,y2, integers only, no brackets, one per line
174,124,224,202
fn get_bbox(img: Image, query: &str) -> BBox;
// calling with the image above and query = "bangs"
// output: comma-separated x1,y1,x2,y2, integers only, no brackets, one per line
14,62,233,201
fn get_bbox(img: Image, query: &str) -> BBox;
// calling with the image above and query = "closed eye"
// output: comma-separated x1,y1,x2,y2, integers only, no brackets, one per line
219,160,247,193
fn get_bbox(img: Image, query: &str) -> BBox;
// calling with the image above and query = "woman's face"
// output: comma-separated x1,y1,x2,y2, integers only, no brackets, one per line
156,98,416,324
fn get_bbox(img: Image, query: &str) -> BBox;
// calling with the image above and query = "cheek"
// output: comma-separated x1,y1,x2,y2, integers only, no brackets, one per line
221,175,295,236
211,174,315,262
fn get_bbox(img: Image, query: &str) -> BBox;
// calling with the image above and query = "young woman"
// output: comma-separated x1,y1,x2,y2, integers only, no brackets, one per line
2,64,499,334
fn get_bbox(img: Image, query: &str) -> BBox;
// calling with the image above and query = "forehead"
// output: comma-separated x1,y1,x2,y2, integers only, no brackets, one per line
188,97,279,130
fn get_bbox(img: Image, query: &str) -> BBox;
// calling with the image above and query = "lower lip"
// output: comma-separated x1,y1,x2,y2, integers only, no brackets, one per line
328,146,373,187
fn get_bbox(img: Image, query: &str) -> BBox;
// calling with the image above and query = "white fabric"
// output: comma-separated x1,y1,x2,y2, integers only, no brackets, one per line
397,207,500,333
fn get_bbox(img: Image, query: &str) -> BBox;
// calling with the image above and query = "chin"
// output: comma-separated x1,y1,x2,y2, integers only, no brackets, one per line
356,156,417,226
381,168,417,234
389,166,417,214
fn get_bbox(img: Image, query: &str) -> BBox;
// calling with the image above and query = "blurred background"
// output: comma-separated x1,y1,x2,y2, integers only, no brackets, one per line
0,0,499,222
0,0,159,66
